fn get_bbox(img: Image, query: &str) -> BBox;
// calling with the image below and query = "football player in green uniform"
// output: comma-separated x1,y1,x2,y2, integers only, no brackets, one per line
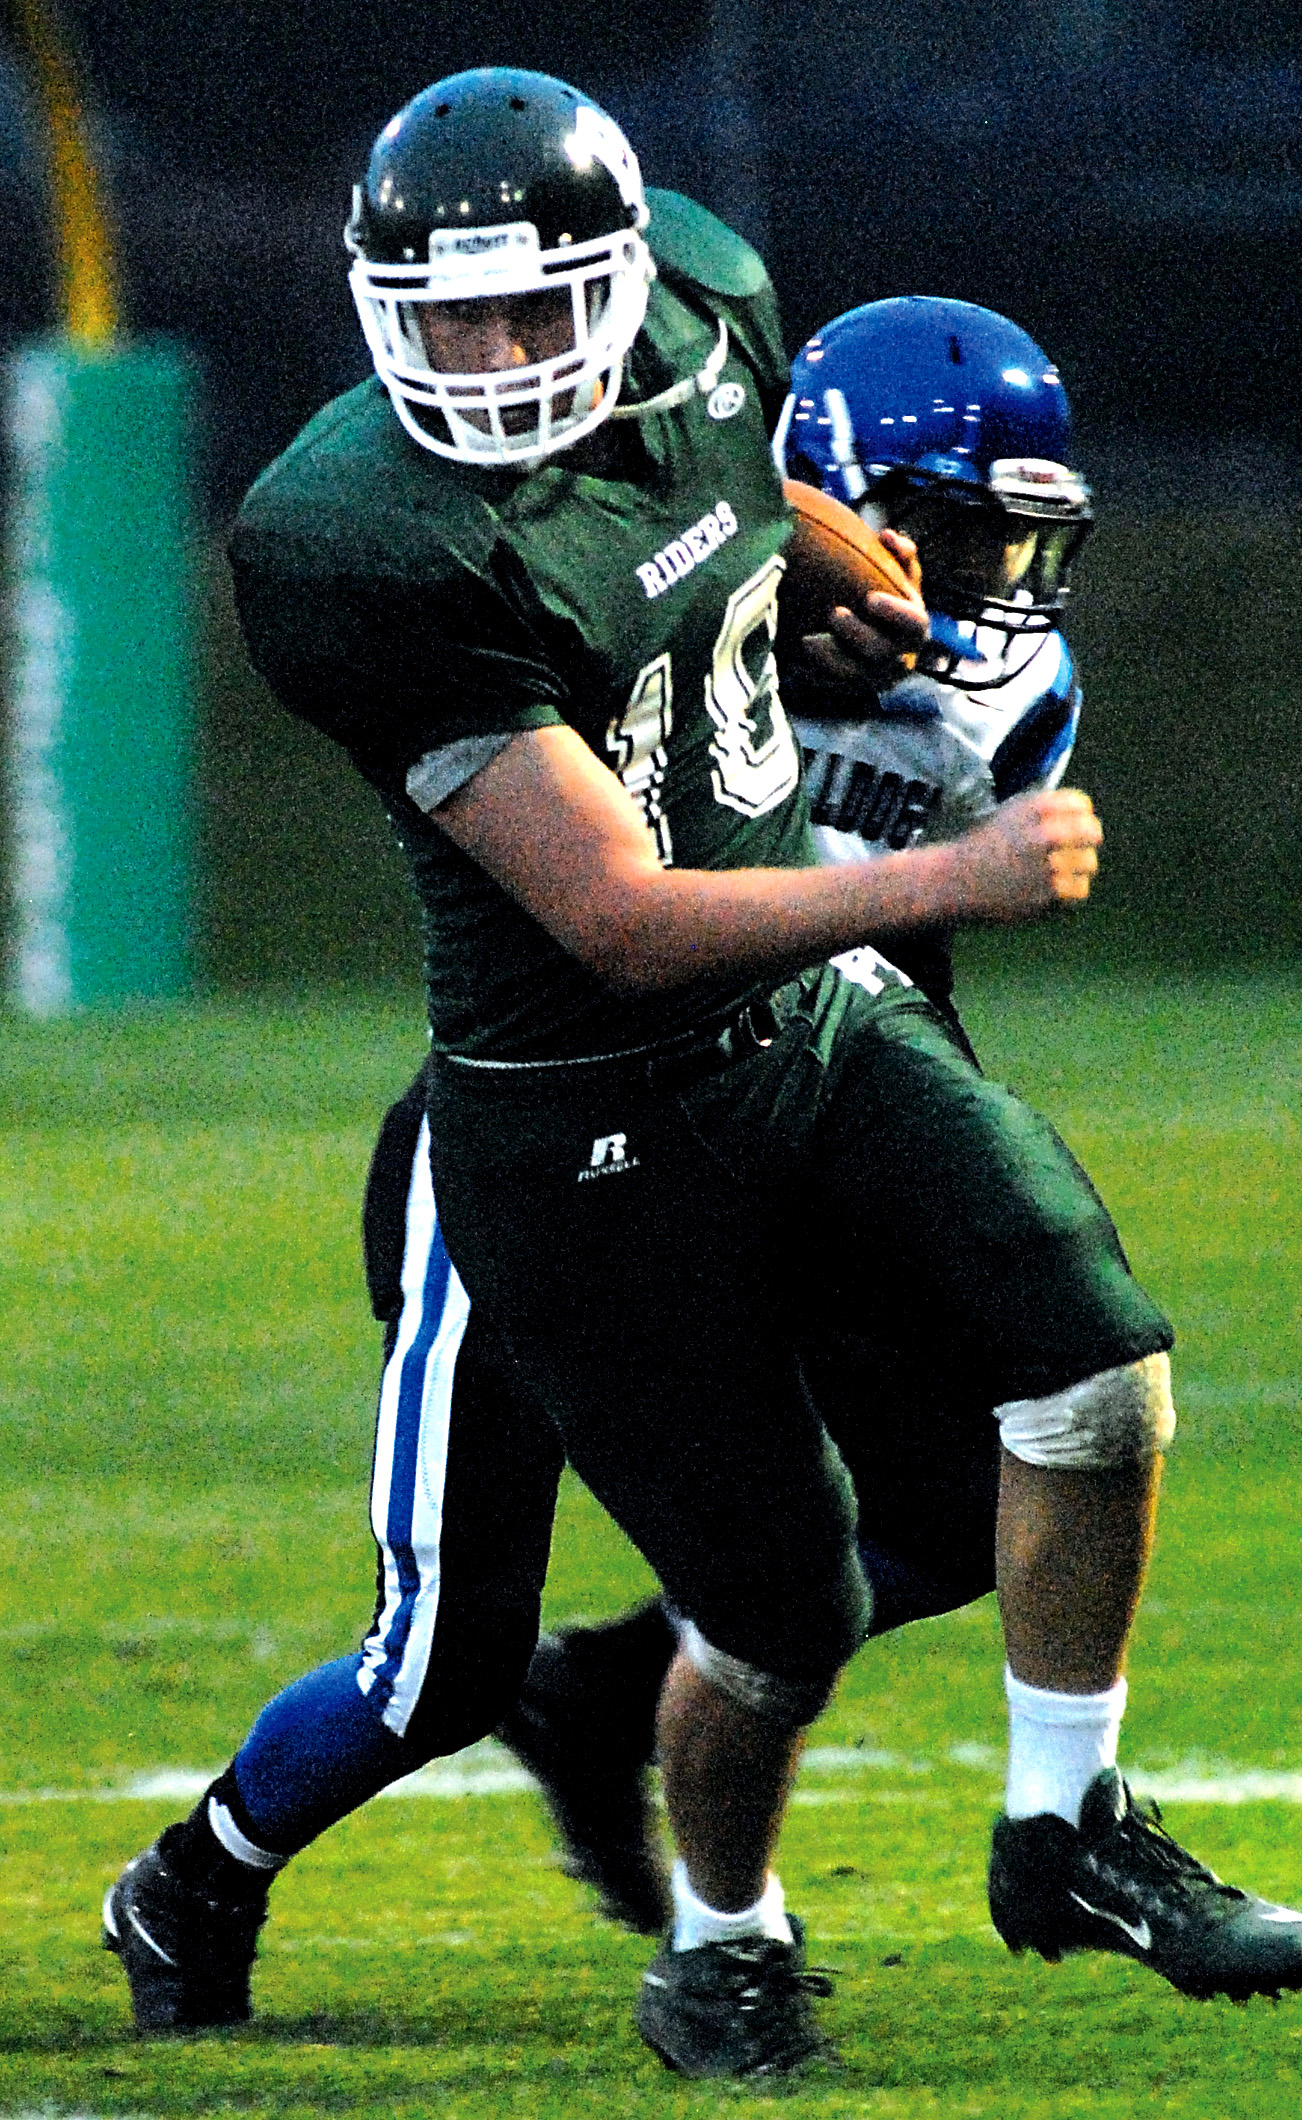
103,69,1302,2074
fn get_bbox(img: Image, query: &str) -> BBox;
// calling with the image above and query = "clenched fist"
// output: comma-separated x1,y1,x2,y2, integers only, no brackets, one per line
950,788,1102,919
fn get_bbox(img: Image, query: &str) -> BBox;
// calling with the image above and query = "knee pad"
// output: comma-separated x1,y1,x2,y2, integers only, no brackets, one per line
995,1351,1175,1471
676,1617,840,1728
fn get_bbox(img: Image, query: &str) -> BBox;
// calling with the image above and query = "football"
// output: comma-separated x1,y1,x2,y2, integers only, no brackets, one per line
778,478,922,662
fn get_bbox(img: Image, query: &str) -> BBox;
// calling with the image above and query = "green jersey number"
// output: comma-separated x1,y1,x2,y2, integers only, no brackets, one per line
608,555,798,861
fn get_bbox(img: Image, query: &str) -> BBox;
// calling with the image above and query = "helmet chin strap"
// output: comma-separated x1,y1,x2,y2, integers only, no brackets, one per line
610,318,729,420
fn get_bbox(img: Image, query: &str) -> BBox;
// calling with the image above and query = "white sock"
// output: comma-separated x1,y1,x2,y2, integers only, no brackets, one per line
670,1859,793,1951
1004,1665,1127,1826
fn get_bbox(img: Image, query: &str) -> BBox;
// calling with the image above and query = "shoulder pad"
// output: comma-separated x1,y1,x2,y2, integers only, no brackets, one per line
645,188,770,299
235,379,504,581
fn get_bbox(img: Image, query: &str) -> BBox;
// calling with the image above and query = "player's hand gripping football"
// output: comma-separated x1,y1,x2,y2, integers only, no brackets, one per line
778,484,929,681
951,787,1103,917
801,527,930,681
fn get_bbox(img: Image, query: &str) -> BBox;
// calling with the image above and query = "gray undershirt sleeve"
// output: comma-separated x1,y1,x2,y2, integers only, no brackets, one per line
405,732,517,814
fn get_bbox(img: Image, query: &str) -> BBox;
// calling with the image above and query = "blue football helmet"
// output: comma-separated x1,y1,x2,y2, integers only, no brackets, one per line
774,297,1093,643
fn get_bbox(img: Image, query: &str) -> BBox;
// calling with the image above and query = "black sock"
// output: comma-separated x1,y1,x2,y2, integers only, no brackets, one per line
158,1767,281,1902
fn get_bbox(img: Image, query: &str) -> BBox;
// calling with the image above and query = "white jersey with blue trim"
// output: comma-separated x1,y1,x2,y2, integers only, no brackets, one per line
792,619,1081,868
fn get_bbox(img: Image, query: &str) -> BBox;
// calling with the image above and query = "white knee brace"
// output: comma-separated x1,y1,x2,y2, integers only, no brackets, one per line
995,1351,1175,1470
677,1618,837,1727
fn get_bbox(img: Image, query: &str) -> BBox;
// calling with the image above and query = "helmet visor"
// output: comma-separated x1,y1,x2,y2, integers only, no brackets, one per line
880,470,1093,621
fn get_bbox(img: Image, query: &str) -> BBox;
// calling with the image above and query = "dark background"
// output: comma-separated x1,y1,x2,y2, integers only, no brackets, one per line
1,1,1299,983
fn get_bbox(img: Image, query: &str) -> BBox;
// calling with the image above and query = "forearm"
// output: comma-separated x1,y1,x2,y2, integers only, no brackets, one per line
574,844,995,994
434,725,1098,998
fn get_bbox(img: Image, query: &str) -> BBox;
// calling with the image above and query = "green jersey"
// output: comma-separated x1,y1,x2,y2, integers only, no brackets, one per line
231,190,816,1058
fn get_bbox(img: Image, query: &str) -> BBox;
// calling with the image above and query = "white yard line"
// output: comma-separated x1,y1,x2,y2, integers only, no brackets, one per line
0,1742,535,1806
1126,1770,1302,1805
5,1741,1302,1808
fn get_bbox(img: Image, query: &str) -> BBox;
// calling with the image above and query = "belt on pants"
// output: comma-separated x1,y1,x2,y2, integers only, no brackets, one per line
431,983,800,1093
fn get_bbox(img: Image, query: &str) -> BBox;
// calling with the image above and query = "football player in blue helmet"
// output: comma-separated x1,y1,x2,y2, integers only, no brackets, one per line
775,294,1092,666
770,295,1095,1011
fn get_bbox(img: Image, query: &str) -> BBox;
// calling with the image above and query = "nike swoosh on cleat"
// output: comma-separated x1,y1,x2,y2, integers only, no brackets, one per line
126,1907,178,1965
1069,1892,1152,1951
1260,1906,1302,1925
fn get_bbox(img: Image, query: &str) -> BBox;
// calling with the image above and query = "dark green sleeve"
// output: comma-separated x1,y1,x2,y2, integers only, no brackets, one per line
228,523,567,782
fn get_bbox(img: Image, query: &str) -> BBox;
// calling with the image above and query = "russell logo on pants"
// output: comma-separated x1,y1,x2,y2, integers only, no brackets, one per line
578,1132,641,1182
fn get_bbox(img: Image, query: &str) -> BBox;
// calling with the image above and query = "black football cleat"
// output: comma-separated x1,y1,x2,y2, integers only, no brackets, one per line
989,1767,1302,2001
636,1916,836,2078
102,1839,267,2033
496,1627,671,1934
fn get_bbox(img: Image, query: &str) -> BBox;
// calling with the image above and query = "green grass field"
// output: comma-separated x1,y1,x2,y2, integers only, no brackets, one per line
1,968,1299,2118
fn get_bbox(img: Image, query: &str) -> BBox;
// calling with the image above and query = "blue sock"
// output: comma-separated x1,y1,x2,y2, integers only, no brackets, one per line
231,1654,428,1853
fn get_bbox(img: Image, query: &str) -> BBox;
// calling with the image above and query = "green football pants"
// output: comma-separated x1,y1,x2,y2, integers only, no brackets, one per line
425,964,1172,1690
